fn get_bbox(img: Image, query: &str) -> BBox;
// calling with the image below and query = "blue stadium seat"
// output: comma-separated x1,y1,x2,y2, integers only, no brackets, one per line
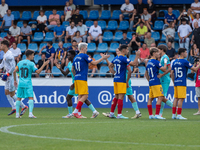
17,43,26,53
107,54,115,63
34,54,41,64
103,31,113,42
63,43,72,48
22,55,26,60
17,21,23,28
111,10,122,20
118,21,129,30
52,66,61,77
127,31,134,40
45,11,53,19
157,10,168,20
21,11,32,20
28,43,38,52
172,10,180,19
43,32,54,42
99,66,109,77
151,32,160,42
32,11,40,20
160,33,166,42
32,32,43,42
157,43,167,46
100,10,111,20
106,20,118,30
62,21,70,28
87,43,96,53
138,66,146,77
79,10,88,19
113,31,123,41
109,43,119,53
11,11,20,20
96,43,108,53
85,21,93,30
93,54,102,64
39,43,47,53
98,20,106,30
153,21,164,30
52,43,59,50
28,21,37,25
88,10,99,20
175,43,179,52
129,54,136,61
57,11,64,18
0,32,7,38
174,32,179,41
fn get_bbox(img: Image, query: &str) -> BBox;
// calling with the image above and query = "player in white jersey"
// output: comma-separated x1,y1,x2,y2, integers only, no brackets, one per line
0,40,28,116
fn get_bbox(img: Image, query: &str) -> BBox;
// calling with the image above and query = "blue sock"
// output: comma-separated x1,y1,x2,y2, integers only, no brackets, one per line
29,100,34,113
16,100,21,114
159,102,165,115
88,104,96,112
132,102,139,111
166,100,173,107
68,106,73,114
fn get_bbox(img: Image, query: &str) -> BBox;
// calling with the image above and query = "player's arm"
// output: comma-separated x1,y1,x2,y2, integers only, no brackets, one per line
129,51,140,66
35,60,50,74
145,70,149,81
108,63,115,74
159,58,168,72
71,66,76,77
158,64,171,78
171,70,174,84
90,53,110,65
126,66,131,87
13,66,19,87
55,63,70,76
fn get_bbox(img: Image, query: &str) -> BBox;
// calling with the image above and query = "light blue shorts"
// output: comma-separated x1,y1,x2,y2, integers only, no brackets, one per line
17,86,34,98
161,82,170,97
126,87,133,96
67,88,78,96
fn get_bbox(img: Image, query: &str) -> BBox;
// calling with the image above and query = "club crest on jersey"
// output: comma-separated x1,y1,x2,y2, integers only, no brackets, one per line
88,57,91,61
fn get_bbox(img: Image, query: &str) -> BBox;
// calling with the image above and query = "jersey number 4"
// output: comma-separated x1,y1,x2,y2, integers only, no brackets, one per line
20,67,29,78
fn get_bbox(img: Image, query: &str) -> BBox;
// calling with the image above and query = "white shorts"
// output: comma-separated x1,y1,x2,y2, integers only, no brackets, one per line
196,87,200,97
5,75,17,92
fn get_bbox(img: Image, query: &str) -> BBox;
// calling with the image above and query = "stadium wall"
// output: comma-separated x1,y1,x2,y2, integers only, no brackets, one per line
0,78,198,109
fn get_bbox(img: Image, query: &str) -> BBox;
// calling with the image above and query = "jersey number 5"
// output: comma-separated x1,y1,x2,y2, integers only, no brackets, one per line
20,67,29,78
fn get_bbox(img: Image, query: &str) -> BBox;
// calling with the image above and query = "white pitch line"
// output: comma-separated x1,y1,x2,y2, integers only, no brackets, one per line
0,122,200,148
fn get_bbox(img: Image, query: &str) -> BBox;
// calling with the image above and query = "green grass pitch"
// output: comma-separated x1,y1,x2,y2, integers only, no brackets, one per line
0,108,200,150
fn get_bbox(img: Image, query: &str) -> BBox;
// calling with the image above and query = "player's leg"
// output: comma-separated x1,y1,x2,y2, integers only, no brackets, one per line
15,97,22,118
148,86,154,119
172,98,178,119
73,94,88,118
176,98,187,119
154,96,166,119
62,94,74,118
117,93,128,119
128,95,142,119
85,99,99,118
194,87,200,115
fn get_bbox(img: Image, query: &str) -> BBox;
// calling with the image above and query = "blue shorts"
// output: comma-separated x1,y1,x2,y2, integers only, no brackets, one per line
17,86,34,98
67,88,78,96
161,82,170,97
126,87,133,96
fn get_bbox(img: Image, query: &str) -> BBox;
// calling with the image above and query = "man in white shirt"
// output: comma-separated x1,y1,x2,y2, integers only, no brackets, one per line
87,20,102,43
0,0,8,19
9,21,20,42
177,19,192,55
191,0,200,14
9,42,21,64
119,0,134,21
65,21,77,43
77,21,87,42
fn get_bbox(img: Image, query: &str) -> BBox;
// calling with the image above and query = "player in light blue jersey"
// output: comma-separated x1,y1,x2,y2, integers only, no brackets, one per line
13,50,49,118
157,45,171,117
55,50,98,119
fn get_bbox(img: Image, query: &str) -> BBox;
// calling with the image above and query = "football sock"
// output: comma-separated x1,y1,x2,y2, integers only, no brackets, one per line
6,95,16,109
177,108,182,115
132,102,140,114
166,100,173,107
117,99,123,115
76,101,83,113
147,105,153,116
73,108,78,113
12,95,25,108
29,100,34,113
155,105,161,115
159,102,165,116
88,104,97,113
68,106,73,114
78,112,81,115
78,106,82,114
172,107,176,114
110,98,118,113
16,100,21,114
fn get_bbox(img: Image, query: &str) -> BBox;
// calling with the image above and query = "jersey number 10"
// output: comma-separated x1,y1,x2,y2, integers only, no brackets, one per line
20,67,29,78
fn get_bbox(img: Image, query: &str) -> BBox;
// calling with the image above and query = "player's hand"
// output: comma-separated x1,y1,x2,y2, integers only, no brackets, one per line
44,60,50,65
14,81,18,88
70,83,74,90
1,73,9,81
157,74,163,78
126,82,129,88
39,52,42,55
102,53,110,59
164,58,168,64
135,50,140,57
55,63,61,69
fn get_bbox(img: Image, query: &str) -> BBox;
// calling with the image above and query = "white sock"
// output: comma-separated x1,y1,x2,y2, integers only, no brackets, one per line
73,108,78,113
136,110,140,114
159,113,162,116
16,113,19,116
110,112,114,115
118,114,122,116
12,95,17,101
6,95,16,109
93,110,97,113
78,112,81,115
29,112,33,116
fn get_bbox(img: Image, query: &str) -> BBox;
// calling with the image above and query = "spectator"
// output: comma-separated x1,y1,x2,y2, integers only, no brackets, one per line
71,9,83,25
132,66,140,78
54,41,66,68
144,32,155,48
191,22,200,48
0,9,13,31
87,20,103,43
65,21,77,43
191,0,200,14
37,10,47,35
162,22,176,48
163,7,177,29
69,0,76,15
0,0,8,19
0,50,4,63
170,52,178,65
178,9,190,25
150,43,156,47
129,9,141,30
53,20,65,43
141,8,153,32
178,18,192,54
119,0,134,21
45,9,60,32
187,8,196,24
73,31,82,44
4,31,15,47
18,21,32,45
166,41,176,61
77,21,87,42
61,1,72,22
39,41,55,70
128,33,141,53
192,13,200,29
88,53,98,77
9,42,21,64
36,53,51,78
135,0,145,15
119,31,130,46
138,43,150,64
190,43,199,64
136,21,148,39
9,21,20,42
147,0,156,22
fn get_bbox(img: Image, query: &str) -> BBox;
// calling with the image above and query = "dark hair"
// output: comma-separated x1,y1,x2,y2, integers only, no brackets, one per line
25,49,35,57
75,31,80,36
12,41,17,45
157,44,167,53
40,10,44,14
13,20,17,25
178,48,187,55
123,31,127,34
132,33,136,36
119,45,128,51
139,21,144,24
1,40,9,47
68,50,76,56
150,47,159,56
47,41,52,45
70,21,75,24
23,21,27,24
72,40,77,43
53,9,57,11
